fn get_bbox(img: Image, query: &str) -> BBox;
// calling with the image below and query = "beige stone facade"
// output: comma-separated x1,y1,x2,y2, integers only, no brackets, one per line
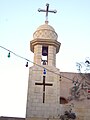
26,22,61,119
26,65,61,119
60,72,90,120
26,21,90,120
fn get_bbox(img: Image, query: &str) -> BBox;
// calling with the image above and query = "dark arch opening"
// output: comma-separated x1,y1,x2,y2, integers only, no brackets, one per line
60,97,68,104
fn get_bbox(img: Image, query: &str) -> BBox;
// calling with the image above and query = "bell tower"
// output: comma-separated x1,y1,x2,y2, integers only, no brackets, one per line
30,21,60,66
26,3,61,120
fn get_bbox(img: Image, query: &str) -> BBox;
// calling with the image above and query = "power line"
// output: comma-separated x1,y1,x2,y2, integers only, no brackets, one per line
0,45,73,82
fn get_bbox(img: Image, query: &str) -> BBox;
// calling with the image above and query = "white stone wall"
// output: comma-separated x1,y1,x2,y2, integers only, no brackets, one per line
48,46,56,67
60,72,90,120
34,45,42,65
26,65,60,119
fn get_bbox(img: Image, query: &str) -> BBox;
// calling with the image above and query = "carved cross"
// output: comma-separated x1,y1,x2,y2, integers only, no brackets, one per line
35,76,53,103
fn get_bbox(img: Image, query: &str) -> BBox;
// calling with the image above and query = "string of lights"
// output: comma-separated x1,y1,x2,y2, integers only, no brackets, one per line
0,45,73,82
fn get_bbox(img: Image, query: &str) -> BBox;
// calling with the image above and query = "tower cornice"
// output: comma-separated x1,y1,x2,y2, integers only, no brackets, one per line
30,38,61,53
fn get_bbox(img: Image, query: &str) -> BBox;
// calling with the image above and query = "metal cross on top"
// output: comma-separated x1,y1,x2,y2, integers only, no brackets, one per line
35,76,53,103
38,3,57,22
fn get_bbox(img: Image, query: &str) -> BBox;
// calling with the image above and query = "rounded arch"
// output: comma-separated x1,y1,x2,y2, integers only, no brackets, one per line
60,97,68,104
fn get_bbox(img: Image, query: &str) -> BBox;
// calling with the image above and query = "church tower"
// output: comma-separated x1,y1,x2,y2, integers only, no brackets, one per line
26,4,61,120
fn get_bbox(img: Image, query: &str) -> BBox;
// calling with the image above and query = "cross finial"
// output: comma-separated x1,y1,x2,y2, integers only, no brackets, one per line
38,3,57,23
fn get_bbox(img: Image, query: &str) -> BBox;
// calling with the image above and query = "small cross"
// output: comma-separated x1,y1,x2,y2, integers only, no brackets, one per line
38,3,57,22
35,76,53,103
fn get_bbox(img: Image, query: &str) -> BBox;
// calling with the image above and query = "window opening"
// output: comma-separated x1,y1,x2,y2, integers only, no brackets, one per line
42,46,48,65
60,97,68,104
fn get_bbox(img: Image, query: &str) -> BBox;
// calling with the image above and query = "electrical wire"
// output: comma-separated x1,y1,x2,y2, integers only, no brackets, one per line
0,45,74,82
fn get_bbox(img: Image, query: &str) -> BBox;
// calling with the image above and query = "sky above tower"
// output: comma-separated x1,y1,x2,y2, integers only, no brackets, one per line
0,0,90,118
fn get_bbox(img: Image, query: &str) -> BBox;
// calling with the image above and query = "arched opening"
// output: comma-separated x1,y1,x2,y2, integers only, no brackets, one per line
60,97,68,104
42,46,48,65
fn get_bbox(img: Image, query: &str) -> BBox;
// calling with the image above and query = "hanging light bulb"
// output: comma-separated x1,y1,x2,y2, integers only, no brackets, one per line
8,52,10,58
43,68,46,75
25,62,28,67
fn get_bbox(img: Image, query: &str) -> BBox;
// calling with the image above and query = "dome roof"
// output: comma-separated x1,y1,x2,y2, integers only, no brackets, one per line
33,22,58,40
36,23,55,31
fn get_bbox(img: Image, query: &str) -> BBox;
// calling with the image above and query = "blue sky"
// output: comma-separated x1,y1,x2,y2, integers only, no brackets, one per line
0,0,90,118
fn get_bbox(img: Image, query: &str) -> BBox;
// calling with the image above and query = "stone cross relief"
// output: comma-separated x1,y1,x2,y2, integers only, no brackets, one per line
38,3,57,22
35,75,53,103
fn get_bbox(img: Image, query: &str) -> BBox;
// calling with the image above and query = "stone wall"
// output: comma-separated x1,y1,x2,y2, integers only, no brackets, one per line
26,65,60,119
